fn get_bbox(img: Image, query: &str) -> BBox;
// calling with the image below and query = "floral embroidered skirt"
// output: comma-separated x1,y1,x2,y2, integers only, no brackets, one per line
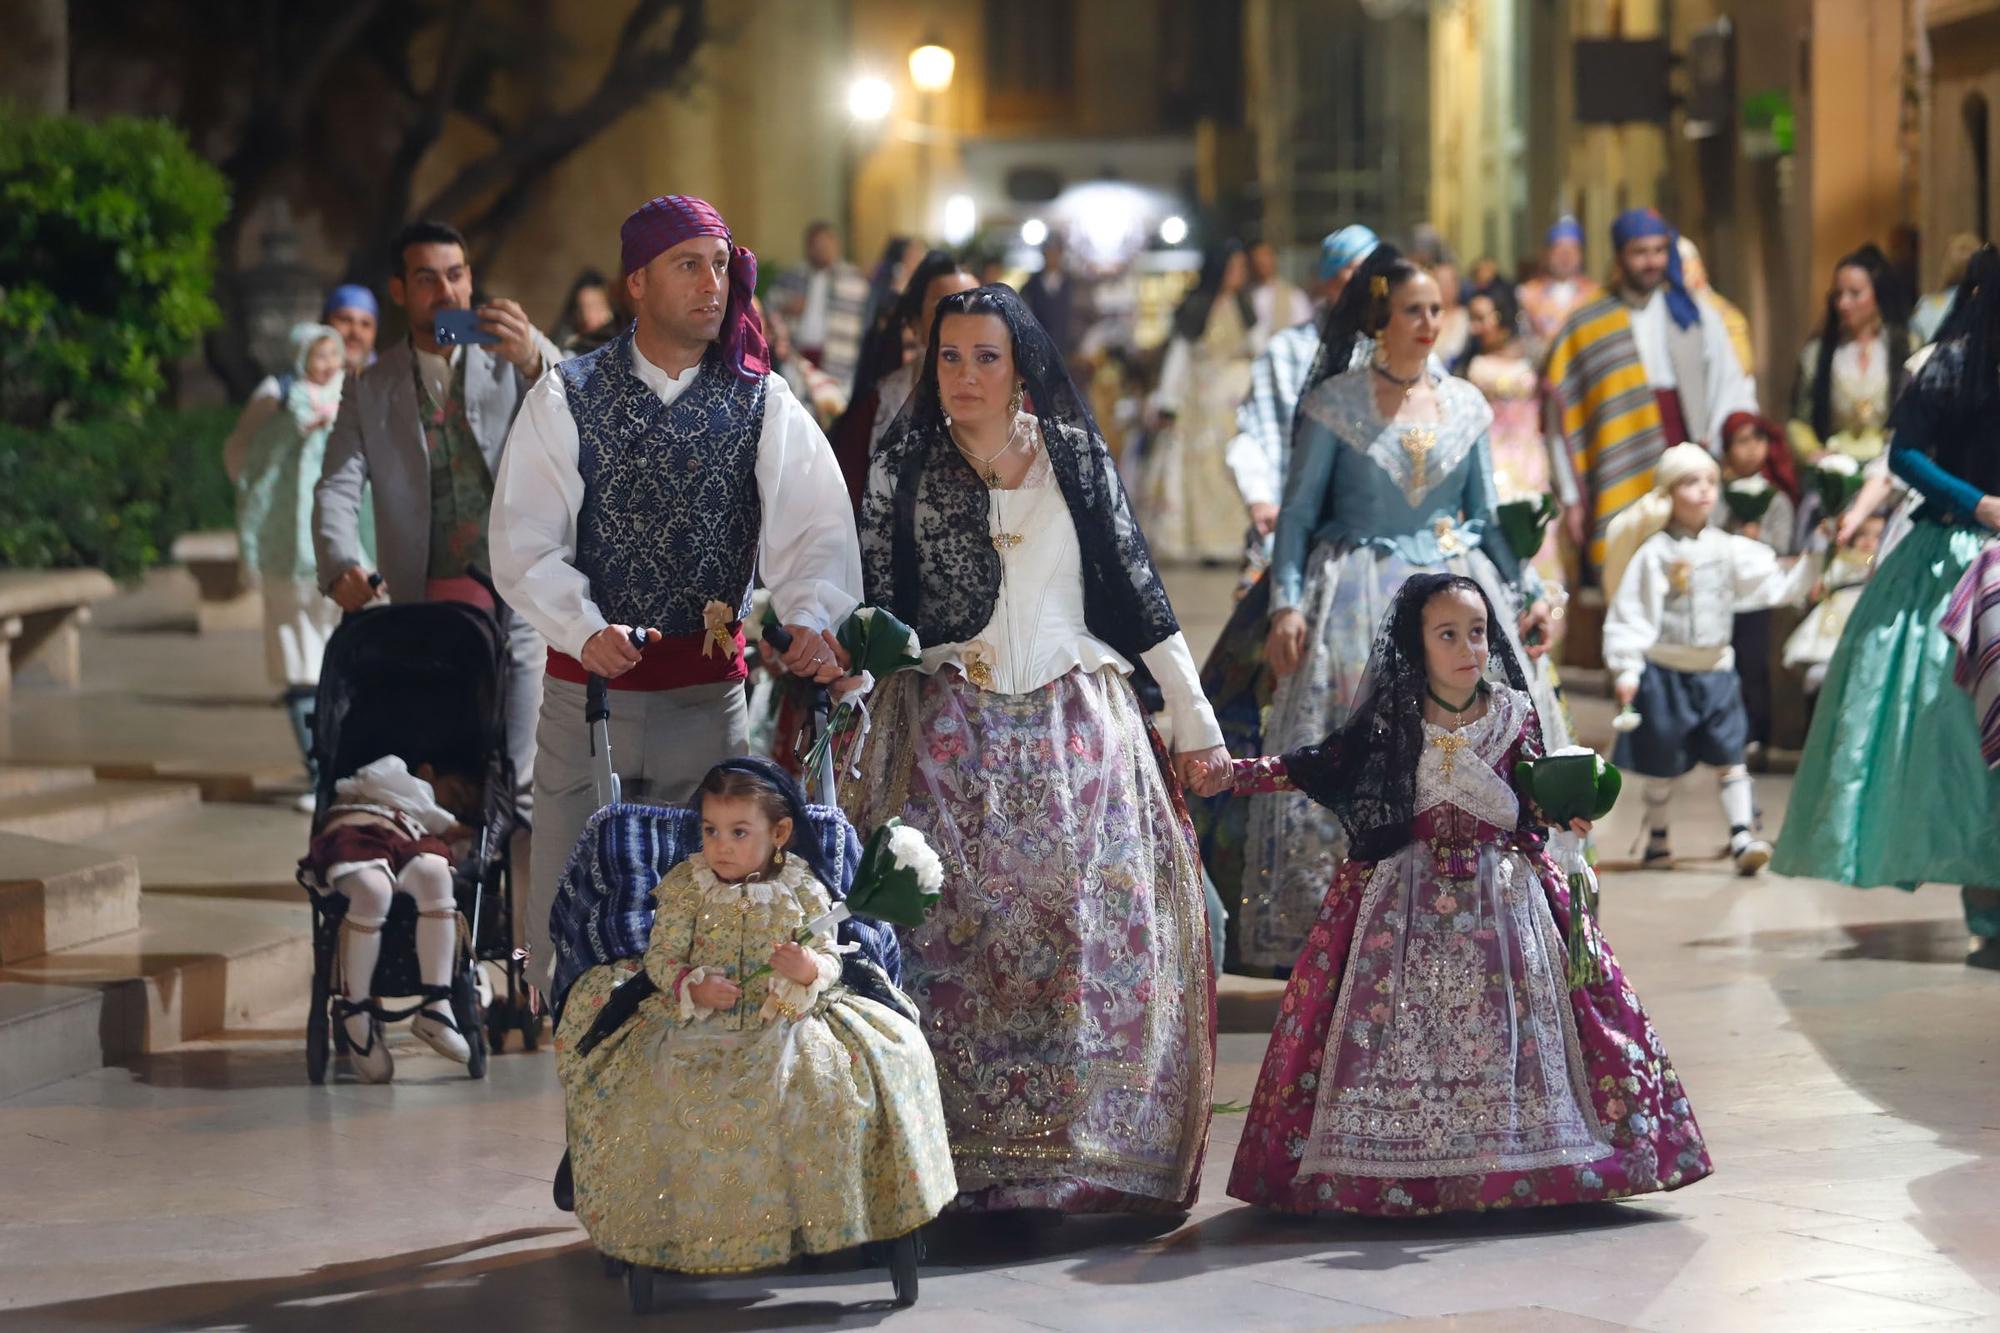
846,664,1216,1214
1227,839,1712,1216
556,963,958,1272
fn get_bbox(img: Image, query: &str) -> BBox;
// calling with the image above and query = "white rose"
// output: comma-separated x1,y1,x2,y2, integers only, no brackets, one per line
1726,475,1771,494
886,823,944,893
1816,454,1860,477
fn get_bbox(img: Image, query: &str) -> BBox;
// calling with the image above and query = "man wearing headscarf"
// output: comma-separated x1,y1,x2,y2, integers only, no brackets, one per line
322,284,380,374
489,195,862,973
1515,216,1599,363
1223,224,1379,542
1545,208,1757,577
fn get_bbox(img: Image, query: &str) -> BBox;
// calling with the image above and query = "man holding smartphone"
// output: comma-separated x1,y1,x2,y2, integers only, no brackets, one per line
313,219,560,826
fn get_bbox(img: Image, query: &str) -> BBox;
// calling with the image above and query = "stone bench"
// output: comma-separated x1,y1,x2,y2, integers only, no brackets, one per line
0,569,117,705
169,531,260,633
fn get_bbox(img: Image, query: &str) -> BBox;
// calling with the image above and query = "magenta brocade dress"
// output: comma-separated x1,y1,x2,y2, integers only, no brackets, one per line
1225,687,1712,1216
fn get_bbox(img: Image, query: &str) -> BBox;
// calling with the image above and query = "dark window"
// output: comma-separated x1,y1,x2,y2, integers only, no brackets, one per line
984,0,1075,126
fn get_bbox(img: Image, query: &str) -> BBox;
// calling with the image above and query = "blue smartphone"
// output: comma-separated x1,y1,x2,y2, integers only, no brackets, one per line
434,308,499,347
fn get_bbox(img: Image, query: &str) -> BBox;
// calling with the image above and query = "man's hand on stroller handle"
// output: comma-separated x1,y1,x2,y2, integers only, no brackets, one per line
761,622,849,685
582,625,657,677
330,565,384,612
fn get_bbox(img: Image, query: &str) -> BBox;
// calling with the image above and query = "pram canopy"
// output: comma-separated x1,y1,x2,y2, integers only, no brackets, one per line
549,801,902,1014
311,600,509,807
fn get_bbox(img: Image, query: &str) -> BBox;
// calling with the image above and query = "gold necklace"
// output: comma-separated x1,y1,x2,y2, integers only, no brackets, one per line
951,419,1023,487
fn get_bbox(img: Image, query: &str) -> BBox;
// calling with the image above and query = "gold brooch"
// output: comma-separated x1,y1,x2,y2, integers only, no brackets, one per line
700,600,735,658
1433,516,1465,556
993,531,1023,551
1667,559,1692,596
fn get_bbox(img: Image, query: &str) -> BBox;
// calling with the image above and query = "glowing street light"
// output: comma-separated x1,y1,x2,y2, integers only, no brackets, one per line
943,194,977,246
848,75,893,123
1159,214,1189,246
1020,218,1049,247
908,41,956,94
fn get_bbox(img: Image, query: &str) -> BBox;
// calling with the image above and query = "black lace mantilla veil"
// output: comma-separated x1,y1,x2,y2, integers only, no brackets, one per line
1283,572,1538,864
860,285,1179,663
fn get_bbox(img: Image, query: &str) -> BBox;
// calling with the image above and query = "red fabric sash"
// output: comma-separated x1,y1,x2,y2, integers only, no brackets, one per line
545,626,746,692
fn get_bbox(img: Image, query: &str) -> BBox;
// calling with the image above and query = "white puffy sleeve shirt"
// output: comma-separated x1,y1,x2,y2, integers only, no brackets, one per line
488,342,863,658
918,428,1223,753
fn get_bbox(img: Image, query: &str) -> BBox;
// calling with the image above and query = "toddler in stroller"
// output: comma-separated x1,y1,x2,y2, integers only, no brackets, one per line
554,756,956,1302
298,754,480,1081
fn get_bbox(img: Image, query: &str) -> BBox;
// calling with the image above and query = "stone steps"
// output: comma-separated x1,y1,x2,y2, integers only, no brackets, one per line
0,763,96,801
0,893,313,1100
0,831,141,964
0,777,202,842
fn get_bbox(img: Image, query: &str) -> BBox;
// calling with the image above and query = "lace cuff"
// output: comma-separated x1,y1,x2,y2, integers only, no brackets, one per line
1230,755,1294,794
761,948,840,1022
676,965,724,1023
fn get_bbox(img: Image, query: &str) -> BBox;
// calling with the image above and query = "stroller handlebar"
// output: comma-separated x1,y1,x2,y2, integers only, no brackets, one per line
580,627,665,724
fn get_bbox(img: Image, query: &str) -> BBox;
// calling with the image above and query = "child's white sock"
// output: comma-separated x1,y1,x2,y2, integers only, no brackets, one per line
1718,764,1756,835
400,853,459,1011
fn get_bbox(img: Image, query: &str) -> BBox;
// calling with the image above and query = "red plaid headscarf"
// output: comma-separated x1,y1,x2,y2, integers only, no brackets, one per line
619,195,769,382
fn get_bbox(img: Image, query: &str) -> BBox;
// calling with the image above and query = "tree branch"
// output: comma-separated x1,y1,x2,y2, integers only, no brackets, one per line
417,0,704,226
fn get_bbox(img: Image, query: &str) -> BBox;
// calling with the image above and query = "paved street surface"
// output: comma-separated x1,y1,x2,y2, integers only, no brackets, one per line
2,568,1997,1331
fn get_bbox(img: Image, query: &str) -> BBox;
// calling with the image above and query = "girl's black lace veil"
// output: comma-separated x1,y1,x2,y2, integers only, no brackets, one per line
1284,573,1533,863
861,285,1179,664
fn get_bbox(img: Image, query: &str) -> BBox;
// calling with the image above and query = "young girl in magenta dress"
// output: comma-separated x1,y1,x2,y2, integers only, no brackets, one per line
1207,573,1712,1215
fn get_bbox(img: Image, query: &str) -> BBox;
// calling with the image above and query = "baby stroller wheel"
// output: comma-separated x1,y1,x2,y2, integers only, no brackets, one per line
888,1232,919,1307
305,959,331,1085
453,969,488,1080
485,1007,510,1056
625,1264,655,1314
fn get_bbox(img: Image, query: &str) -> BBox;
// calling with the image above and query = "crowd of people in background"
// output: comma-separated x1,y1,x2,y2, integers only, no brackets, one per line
196,181,2000,1288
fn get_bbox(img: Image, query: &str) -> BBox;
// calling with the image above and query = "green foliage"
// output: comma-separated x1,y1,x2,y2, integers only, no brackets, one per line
0,407,238,579
0,106,231,428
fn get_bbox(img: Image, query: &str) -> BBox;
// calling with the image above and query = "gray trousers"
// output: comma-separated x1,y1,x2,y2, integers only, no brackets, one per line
525,675,749,977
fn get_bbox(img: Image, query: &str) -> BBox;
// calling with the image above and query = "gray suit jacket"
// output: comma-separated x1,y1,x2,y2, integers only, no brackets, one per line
314,334,558,600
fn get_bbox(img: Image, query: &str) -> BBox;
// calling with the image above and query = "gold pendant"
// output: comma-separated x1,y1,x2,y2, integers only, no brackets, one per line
1403,425,1438,491
966,658,994,690
1430,730,1470,781
982,468,1000,487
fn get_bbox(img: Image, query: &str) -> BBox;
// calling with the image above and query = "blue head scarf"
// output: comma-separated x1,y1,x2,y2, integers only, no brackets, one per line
1546,216,1584,247
1611,208,1699,331
322,284,379,321
1319,224,1380,281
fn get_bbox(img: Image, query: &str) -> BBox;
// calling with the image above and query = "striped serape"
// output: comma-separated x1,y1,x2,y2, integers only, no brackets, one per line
1943,542,2000,770
1545,295,1669,574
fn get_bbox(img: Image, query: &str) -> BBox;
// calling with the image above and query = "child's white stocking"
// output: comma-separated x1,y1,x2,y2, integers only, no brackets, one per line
332,867,395,1001
400,853,459,1016
1718,765,1756,832
1642,778,1675,831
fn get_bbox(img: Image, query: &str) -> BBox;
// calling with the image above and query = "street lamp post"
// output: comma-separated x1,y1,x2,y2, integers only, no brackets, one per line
908,37,955,240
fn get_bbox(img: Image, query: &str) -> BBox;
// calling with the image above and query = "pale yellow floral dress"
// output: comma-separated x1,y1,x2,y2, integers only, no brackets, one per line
555,853,957,1272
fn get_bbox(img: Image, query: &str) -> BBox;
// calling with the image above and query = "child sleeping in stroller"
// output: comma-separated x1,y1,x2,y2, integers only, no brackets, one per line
555,756,957,1275
298,754,480,1082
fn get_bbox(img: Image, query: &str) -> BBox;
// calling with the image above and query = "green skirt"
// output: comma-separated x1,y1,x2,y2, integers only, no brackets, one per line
1773,521,2000,905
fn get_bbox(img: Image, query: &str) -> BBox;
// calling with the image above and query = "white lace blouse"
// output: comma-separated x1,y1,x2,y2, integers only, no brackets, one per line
920,421,1224,752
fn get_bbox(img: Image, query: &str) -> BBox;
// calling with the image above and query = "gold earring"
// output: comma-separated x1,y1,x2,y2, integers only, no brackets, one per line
1008,382,1024,416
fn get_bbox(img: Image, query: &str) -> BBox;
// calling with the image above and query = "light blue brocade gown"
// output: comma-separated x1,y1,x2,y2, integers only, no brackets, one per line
1240,367,1557,971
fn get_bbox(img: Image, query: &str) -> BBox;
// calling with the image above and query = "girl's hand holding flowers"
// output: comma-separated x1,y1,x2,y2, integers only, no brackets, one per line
768,940,819,985
690,975,742,1011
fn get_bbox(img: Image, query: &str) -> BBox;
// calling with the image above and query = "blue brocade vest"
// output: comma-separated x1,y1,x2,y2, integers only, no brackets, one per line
561,334,766,634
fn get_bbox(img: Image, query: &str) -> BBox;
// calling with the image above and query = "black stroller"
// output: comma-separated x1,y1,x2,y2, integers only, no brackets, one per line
297,596,536,1083
547,627,924,1313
